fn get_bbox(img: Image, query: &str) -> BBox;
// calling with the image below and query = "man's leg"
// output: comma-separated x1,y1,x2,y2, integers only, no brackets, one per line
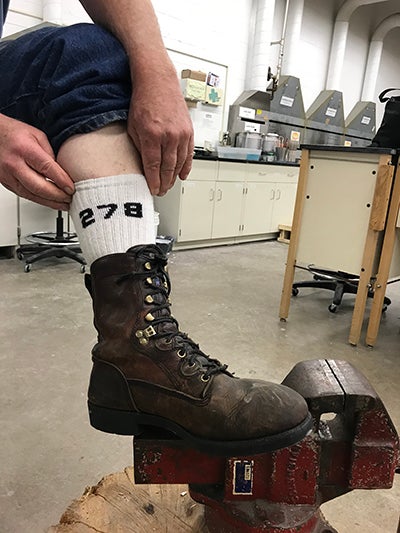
56,122,312,456
1,23,312,455
58,123,155,266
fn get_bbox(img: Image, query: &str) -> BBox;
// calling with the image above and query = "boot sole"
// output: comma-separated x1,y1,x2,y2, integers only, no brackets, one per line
88,401,313,456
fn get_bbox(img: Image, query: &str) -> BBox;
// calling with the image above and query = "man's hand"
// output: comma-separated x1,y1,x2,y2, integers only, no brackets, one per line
78,0,195,197
0,114,74,210
128,76,194,196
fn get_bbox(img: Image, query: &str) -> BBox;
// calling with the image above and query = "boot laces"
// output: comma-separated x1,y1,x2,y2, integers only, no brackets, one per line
118,246,232,380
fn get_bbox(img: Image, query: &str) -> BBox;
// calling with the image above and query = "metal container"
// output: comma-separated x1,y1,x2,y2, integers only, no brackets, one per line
235,131,263,149
262,133,280,153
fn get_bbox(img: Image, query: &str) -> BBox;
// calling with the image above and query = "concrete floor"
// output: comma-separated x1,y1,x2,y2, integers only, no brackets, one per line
0,240,399,533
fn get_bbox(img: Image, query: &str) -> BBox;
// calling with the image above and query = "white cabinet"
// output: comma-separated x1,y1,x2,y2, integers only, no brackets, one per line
246,164,299,232
269,182,298,230
212,181,243,238
154,159,299,249
0,186,18,246
241,182,274,236
179,180,243,241
179,180,214,241
18,198,59,243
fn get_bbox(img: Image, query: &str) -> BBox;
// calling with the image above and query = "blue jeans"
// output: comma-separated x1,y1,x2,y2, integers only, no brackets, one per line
0,23,131,153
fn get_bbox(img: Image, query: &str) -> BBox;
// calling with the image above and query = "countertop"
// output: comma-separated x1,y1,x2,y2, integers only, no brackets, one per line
193,154,300,167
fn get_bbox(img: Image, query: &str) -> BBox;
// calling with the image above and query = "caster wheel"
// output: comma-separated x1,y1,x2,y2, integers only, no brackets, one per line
328,303,337,313
292,287,299,296
80,265,86,273
382,305,388,313
16,251,24,261
24,264,32,273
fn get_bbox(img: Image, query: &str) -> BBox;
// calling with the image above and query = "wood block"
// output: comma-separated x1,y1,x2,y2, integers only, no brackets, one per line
278,224,292,244
48,467,207,533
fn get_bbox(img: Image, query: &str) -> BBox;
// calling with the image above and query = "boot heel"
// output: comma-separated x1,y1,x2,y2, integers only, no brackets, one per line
88,402,142,436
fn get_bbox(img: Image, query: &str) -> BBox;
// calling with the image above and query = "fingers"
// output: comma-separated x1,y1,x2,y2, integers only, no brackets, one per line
29,132,75,195
135,129,194,197
0,116,74,208
2,179,70,211
3,151,73,206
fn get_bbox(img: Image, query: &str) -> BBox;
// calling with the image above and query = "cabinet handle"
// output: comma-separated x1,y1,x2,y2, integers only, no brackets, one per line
270,189,275,200
276,189,281,200
209,189,215,201
217,189,223,201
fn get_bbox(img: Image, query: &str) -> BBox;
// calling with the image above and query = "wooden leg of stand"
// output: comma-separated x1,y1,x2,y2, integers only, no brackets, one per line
366,163,400,347
348,234,378,345
279,150,310,320
349,156,395,346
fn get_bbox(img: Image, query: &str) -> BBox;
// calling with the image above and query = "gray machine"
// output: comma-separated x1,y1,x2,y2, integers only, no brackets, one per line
304,90,345,145
344,101,376,147
267,75,306,145
227,90,271,145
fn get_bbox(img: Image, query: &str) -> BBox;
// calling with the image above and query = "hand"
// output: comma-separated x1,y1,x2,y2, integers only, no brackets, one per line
128,75,194,196
0,115,75,210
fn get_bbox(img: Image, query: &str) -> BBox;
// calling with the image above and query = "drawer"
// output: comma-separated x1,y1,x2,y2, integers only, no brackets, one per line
217,161,247,182
246,163,299,183
188,159,218,181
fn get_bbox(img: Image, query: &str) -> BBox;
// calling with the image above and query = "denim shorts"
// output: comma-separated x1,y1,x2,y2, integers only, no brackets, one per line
0,23,131,153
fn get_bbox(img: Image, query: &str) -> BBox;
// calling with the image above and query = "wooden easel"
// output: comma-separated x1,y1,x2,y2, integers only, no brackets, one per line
279,146,398,346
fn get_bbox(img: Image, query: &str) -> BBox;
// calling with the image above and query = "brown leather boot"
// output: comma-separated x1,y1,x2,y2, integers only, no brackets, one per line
86,244,312,455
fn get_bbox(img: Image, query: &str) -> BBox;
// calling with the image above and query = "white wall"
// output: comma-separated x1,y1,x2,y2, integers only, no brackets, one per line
3,0,400,139
2,0,42,34
289,0,340,110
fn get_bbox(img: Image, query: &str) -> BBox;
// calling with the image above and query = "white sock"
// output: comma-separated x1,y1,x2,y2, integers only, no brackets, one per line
69,174,155,266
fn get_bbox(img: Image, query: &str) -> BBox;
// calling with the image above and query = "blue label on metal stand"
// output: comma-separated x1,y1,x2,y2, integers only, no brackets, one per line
232,460,254,495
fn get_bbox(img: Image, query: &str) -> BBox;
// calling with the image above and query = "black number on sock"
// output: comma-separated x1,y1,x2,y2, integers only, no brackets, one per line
97,203,118,219
124,202,143,218
79,203,142,227
79,208,95,228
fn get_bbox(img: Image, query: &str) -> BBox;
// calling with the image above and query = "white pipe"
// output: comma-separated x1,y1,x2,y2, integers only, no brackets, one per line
326,0,388,89
42,0,62,25
281,0,304,77
275,0,290,82
362,13,400,100
336,0,388,21
248,0,276,90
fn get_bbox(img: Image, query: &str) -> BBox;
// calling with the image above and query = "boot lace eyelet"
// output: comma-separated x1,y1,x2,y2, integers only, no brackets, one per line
165,338,173,345
200,374,210,382
187,361,196,369
177,349,186,358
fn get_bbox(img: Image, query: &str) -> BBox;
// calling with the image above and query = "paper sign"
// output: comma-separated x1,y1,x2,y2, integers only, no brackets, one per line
280,95,294,107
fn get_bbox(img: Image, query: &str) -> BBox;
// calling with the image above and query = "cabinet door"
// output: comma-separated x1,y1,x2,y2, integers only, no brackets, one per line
212,182,243,239
179,180,214,241
0,188,18,246
270,182,298,231
241,182,274,236
18,198,57,243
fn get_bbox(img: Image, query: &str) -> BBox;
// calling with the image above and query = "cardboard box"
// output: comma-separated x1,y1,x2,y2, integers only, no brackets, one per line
181,78,206,101
181,69,207,82
206,72,220,87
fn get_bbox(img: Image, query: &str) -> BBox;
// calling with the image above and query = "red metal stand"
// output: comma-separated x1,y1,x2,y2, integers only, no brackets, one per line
133,359,399,532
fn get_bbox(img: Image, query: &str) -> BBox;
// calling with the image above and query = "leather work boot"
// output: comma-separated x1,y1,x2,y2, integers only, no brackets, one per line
86,244,313,455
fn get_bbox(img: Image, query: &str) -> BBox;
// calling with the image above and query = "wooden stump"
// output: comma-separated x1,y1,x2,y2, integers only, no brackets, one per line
48,467,207,533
